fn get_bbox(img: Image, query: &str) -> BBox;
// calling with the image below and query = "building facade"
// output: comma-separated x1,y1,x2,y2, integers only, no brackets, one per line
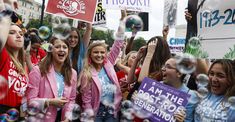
16,0,42,26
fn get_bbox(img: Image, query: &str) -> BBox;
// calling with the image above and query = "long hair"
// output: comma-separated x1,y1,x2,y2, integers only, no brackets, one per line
70,28,81,72
5,24,26,75
79,41,108,86
207,59,235,98
39,37,72,86
145,36,171,76
122,51,137,67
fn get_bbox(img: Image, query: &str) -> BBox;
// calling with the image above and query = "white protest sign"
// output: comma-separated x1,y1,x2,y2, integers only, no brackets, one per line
163,0,178,28
197,0,235,59
93,0,106,27
102,0,151,12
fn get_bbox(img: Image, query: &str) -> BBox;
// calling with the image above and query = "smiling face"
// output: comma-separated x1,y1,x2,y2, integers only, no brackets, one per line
90,45,107,67
162,58,182,85
6,25,24,50
52,39,69,64
68,30,79,48
208,63,230,95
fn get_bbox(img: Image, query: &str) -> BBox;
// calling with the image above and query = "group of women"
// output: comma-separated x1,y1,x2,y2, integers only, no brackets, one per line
0,2,235,122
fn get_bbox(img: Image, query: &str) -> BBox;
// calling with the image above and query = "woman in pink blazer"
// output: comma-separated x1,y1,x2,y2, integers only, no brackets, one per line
79,22,125,122
27,37,77,122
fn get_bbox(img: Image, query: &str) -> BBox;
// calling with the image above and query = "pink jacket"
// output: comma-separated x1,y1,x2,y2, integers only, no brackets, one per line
27,65,77,121
80,40,124,117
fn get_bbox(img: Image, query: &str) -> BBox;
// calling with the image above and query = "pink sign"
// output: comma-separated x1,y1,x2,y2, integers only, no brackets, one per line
45,0,98,23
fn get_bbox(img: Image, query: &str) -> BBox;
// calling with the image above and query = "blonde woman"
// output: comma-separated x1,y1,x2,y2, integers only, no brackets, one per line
79,22,125,122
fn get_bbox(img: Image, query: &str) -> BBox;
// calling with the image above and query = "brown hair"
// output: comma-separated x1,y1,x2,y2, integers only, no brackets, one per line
6,24,26,75
207,59,235,98
145,36,171,76
70,28,81,72
39,37,72,85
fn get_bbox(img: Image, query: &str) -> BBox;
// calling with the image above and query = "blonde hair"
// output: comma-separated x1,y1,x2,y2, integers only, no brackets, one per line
79,41,108,87
122,51,137,67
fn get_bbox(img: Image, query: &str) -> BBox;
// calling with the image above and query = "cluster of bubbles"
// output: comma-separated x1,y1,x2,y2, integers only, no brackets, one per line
124,15,143,32
0,108,19,122
120,93,155,121
80,109,95,122
0,75,8,100
38,13,71,41
25,100,47,121
51,14,71,40
65,103,81,121
228,97,235,110
175,53,197,74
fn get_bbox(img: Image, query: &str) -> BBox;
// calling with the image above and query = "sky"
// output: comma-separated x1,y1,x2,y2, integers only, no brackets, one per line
34,0,188,40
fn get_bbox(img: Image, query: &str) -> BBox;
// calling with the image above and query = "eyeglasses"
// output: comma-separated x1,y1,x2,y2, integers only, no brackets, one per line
162,64,177,70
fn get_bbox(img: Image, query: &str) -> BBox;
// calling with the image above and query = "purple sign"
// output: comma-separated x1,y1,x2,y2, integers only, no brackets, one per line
133,77,191,122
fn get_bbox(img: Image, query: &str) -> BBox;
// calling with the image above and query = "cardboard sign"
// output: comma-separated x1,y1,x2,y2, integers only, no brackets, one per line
134,77,190,122
102,0,151,12
197,0,235,59
45,0,97,23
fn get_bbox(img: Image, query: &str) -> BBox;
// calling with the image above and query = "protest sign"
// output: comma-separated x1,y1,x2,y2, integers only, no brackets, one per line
134,77,190,122
93,0,106,27
168,37,185,53
45,0,97,23
163,0,178,28
197,0,235,59
102,0,151,12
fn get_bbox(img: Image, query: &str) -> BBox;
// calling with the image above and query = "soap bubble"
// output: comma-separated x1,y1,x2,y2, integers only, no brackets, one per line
41,43,53,52
196,74,209,88
52,23,71,40
175,53,197,74
27,100,40,116
124,15,143,32
6,108,19,121
38,26,51,40
228,96,235,110
188,37,201,49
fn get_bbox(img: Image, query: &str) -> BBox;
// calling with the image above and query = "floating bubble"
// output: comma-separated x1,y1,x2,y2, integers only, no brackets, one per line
188,37,201,49
133,105,152,119
80,109,94,122
198,87,208,98
175,53,197,74
124,15,143,32
121,108,134,120
27,101,40,116
51,13,69,27
0,75,8,100
196,74,209,88
52,23,71,40
0,113,8,122
143,119,150,122
38,26,51,40
228,97,235,110
121,100,133,110
35,113,45,120
108,106,115,115
66,104,81,120
6,108,19,121
26,116,37,122
41,43,53,52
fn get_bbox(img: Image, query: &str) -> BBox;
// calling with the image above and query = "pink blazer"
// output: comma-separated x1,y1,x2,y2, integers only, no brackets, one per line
80,40,124,117
27,65,77,121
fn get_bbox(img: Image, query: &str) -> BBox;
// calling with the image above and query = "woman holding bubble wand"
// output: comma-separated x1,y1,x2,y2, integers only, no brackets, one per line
27,37,77,122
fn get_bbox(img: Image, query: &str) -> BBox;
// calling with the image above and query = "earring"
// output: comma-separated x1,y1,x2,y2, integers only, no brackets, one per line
88,57,92,64
103,57,107,64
